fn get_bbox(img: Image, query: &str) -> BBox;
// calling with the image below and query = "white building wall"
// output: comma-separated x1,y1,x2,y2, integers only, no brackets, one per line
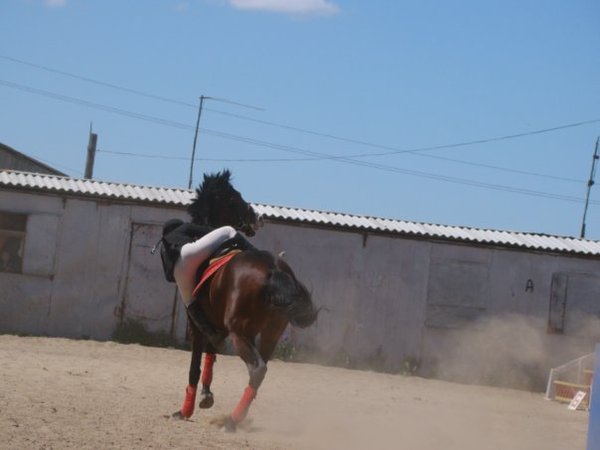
252,223,432,371
2,188,600,387
253,224,600,381
419,242,600,387
0,191,188,341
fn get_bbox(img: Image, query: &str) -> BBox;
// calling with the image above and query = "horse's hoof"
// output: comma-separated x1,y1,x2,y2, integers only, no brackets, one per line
209,414,228,428
223,416,237,433
198,391,214,409
171,410,188,420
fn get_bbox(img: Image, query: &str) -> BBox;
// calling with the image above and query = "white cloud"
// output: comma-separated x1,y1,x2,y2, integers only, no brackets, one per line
175,1,190,12
44,0,67,7
228,0,339,16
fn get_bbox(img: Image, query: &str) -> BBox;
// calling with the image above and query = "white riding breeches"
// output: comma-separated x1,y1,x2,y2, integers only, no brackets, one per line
173,225,237,306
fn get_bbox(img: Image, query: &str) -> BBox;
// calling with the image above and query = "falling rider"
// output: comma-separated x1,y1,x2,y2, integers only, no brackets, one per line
157,218,252,348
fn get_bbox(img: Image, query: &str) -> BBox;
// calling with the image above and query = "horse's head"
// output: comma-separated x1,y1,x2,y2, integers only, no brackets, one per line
187,169,262,236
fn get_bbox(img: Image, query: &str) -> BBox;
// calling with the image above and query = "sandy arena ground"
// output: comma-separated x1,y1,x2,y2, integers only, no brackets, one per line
0,335,589,450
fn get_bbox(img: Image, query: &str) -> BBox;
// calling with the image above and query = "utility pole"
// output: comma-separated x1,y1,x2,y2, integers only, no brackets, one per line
84,124,98,179
580,136,600,239
186,95,264,190
188,95,210,189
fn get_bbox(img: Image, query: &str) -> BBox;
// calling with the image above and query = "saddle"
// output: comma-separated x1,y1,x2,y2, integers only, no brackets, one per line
192,249,241,297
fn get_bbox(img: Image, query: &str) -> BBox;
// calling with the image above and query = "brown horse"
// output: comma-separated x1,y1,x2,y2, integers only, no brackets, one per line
171,170,318,431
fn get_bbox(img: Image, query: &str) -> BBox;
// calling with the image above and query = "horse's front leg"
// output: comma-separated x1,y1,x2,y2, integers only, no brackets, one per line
172,326,203,419
223,333,266,432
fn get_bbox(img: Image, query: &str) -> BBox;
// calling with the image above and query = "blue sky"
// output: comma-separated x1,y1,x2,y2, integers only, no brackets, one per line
1,0,600,238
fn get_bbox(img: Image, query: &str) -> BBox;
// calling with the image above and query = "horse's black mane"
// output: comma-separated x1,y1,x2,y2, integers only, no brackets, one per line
198,169,233,196
187,169,234,224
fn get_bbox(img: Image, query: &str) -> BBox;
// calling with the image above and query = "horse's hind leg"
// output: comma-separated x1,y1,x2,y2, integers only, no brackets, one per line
172,327,203,419
258,319,288,362
224,333,266,431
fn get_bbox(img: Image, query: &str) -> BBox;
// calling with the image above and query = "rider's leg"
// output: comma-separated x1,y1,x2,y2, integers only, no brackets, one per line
221,231,255,252
174,225,236,349
186,299,226,349
174,225,237,306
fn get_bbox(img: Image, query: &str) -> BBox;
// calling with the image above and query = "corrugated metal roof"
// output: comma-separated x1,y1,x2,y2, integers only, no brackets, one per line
252,200,598,254
2,169,600,256
0,169,194,206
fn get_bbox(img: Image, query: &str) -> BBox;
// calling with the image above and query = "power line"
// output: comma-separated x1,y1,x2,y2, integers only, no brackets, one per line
99,149,190,160
110,149,582,183
97,148,596,206
0,54,197,108
205,106,587,182
0,54,262,111
205,106,600,158
0,77,593,186
2,54,599,171
0,79,193,130
0,78,594,202
415,153,583,184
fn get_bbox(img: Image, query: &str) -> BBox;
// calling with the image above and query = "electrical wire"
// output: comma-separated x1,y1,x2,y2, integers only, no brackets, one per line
0,54,197,108
1,55,597,183
97,148,596,205
0,78,594,204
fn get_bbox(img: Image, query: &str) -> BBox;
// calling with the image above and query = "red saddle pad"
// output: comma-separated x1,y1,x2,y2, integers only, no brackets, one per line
192,250,241,297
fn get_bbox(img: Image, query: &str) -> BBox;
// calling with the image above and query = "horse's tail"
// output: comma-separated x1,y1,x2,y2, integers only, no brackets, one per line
265,259,318,328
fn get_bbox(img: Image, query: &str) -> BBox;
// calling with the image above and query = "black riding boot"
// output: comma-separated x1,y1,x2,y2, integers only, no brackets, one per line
221,232,256,252
186,300,226,350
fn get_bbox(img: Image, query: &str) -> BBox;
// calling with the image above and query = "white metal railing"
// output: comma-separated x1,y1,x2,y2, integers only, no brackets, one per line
546,353,594,406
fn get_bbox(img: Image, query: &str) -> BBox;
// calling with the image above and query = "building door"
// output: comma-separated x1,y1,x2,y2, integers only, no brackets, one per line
121,222,181,337
549,272,600,336
548,273,568,334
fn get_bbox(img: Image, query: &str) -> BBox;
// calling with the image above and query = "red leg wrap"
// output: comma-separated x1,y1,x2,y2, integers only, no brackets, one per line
201,353,216,387
231,385,257,423
181,385,197,418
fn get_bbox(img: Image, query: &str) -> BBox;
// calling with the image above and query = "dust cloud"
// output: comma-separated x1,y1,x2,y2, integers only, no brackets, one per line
426,313,600,391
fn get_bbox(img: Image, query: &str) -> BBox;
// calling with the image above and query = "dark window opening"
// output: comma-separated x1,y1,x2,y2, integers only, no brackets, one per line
0,212,27,274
